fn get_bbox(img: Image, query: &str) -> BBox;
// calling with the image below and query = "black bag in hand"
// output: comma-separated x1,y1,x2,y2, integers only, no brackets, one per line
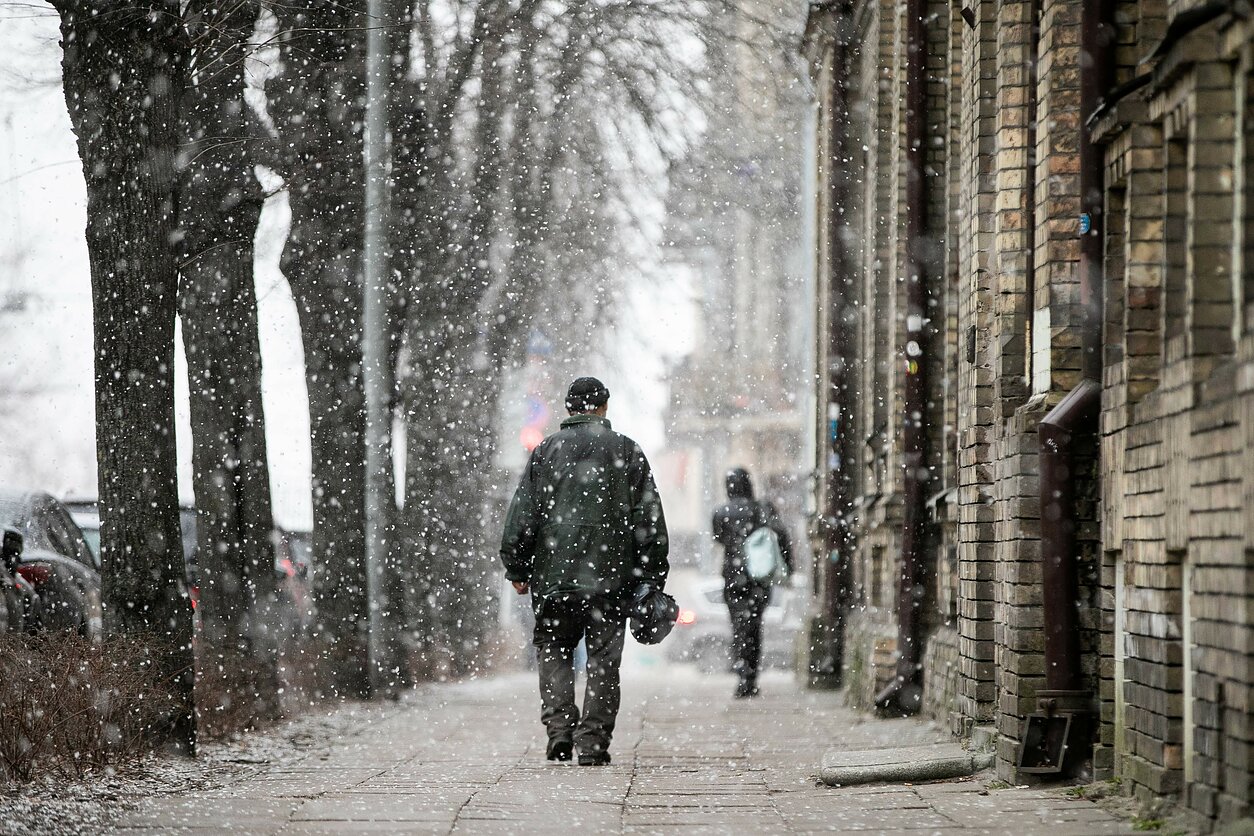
629,584,679,645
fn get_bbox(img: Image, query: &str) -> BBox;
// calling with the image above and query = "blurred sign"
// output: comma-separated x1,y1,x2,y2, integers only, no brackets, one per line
520,394,550,451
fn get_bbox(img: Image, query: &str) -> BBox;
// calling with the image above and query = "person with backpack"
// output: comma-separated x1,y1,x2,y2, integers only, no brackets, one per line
500,376,670,765
712,467,793,698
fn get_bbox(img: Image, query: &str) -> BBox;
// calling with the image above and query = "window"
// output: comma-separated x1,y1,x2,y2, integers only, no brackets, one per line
40,504,95,570
1242,71,1254,331
1163,136,1188,347
870,545,885,609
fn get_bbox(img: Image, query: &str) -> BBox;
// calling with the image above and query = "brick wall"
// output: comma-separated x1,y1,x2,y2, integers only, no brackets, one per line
1093,11,1254,827
804,0,1252,827
955,0,999,734
923,624,960,726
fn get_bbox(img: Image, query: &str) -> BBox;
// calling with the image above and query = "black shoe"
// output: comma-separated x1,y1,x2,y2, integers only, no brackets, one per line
546,739,573,762
578,751,611,766
733,682,760,699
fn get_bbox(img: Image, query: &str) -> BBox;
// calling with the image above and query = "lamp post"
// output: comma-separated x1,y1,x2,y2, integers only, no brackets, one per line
362,0,394,695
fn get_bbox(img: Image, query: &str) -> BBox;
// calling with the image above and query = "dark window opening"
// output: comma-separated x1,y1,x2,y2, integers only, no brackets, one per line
1163,137,1188,345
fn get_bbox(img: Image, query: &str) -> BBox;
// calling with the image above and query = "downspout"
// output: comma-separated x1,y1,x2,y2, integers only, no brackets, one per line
1078,0,1114,383
875,0,928,714
1019,0,1113,777
1038,381,1101,696
1023,378,1101,775
1025,0,1039,386
820,2,854,686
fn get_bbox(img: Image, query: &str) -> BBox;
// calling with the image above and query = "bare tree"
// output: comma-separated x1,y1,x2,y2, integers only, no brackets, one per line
177,0,281,727
396,0,715,671
267,0,372,698
49,0,195,751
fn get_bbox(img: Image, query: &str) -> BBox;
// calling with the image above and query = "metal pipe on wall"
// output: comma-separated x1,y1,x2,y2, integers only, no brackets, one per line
1079,0,1115,381
876,0,928,714
1025,0,1039,385
814,3,854,688
1038,380,1100,696
1020,0,1114,776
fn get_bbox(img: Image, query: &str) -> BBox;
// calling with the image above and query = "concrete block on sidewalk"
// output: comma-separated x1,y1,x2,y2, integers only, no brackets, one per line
819,744,995,787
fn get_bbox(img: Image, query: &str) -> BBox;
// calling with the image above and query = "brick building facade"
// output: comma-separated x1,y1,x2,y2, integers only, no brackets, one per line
803,1,1252,828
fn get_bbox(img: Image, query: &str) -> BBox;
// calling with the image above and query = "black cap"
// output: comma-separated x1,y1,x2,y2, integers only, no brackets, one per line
566,377,610,413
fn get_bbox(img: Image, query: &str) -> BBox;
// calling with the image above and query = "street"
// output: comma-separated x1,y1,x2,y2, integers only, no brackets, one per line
100,658,1134,835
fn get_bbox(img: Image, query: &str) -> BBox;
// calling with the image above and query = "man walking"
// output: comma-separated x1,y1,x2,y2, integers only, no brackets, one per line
500,377,669,765
712,467,793,698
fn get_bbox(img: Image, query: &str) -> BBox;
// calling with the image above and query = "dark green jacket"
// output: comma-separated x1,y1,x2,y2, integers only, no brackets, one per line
499,414,669,606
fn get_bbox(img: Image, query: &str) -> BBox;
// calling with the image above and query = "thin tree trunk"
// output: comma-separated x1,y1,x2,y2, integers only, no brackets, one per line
293,262,370,698
178,0,281,730
268,1,371,699
384,34,423,684
397,19,517,674
402,344,499,677
52,0,196,752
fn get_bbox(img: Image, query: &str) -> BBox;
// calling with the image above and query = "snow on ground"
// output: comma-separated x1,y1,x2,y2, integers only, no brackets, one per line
0,698,400,836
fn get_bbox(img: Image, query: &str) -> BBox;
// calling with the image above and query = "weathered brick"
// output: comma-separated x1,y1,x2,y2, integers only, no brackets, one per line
804,2,1253,826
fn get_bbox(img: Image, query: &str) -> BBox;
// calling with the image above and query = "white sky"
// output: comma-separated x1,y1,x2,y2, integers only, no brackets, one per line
0,9,694,530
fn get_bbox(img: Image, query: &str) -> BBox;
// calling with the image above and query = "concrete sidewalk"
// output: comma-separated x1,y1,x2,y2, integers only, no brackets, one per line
106,665,1133,835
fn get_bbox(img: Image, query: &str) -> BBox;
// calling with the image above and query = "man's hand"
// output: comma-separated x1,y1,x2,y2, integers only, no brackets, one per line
512,581,530,595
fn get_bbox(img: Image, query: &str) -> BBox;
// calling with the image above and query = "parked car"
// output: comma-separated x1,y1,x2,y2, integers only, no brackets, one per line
0,490,101,637
274,527,312,629
663,568,804,673
0,526,43,633
65,498,200,608
67,497,313,634
174,514,311,616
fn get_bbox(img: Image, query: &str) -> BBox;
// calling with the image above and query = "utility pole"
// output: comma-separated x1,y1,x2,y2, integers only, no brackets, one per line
363,0,395,695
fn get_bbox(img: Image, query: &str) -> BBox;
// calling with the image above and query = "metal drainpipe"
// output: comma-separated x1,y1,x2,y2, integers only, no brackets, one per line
821,4,853,686
1019,0,1112,776
1025,0,1039,381
1025,379,1101,774
1078,0,1114,382
875,0,928,714
1038,380,1101,696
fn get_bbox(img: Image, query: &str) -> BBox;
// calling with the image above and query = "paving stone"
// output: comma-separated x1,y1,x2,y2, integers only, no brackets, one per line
279,824,449,836
89,668,1137,835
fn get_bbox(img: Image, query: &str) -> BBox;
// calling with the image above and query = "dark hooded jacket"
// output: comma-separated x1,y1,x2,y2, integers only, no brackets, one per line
712,468,793,589
499,413,669,610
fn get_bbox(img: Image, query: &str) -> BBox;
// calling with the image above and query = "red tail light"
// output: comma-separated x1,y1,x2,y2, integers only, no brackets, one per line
189,585,199,610
677,609,696,625
16,564,50,585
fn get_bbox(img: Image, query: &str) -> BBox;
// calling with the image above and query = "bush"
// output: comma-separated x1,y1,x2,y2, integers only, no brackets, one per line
0,632,180,782
195,635,326,740
194,648,282,740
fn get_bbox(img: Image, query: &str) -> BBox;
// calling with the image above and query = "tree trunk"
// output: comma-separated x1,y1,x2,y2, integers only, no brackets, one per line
398,19,543,675
294,269,370,698
270,1,371,698
382,30,423,685
178,0,281,730
52,0,196,752
402,343,500,677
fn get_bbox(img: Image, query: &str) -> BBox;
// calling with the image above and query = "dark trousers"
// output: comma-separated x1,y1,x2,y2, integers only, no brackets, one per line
534,595,626,756
725,583,768,686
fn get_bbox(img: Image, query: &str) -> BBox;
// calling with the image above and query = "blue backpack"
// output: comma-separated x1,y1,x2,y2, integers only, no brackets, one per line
743,504,785,586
